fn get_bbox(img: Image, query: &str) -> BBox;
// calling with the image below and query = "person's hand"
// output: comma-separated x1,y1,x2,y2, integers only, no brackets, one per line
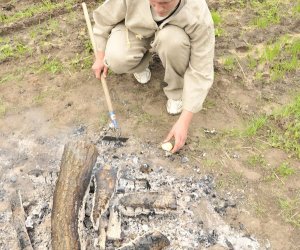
92,51,108,79
164,110,194,153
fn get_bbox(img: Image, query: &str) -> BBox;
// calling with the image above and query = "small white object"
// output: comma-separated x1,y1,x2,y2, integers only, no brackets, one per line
161,142,173,152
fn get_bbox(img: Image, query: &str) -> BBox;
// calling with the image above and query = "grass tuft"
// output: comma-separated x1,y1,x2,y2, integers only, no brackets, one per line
0,0,76,25
211,11,224,37
38,57,64,74
278,196,300,228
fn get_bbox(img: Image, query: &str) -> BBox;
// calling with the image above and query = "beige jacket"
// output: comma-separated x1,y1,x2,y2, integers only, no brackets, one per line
93,0,215,113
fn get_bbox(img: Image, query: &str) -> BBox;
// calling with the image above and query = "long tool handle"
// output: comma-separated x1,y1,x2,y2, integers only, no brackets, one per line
82,2,118,129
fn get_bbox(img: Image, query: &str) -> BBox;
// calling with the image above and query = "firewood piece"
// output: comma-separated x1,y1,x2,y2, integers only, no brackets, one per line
98,219,107,250
91,164,118,230
117,178,150,193
10,190,33,250
107,205,122,240
119,192,177,210
51,141,98,250
118,231,170,250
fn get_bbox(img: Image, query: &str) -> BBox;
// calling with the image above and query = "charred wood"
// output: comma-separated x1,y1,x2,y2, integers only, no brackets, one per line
10,190,33,250
118,231,170,250
51,141,98,250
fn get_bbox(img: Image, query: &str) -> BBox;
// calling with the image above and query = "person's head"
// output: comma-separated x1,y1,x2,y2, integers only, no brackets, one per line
149,0,180,17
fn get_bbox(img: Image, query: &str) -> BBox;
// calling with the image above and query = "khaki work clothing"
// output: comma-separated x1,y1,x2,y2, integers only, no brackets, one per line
93,0,215,113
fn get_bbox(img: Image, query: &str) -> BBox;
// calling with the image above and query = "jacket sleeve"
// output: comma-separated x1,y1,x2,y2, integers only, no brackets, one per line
183,17,215,113
93,0,127,52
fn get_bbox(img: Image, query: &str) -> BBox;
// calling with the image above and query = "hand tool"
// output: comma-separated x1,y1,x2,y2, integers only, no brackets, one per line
82,2,127,143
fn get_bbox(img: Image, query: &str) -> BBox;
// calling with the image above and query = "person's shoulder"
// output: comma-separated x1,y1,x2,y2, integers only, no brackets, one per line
184,0,210,12
183,0,212,25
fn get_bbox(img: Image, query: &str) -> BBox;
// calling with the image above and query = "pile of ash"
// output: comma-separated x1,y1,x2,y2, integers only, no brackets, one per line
0,134,261,249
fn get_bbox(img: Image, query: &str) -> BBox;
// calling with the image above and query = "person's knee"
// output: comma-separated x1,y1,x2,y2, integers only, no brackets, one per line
105,48,145,74
156,26,190,54
105,48,129,74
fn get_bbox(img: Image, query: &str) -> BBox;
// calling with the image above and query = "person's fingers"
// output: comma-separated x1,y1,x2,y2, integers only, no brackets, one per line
103,66,108,78
95,68,101,79
171,135,181,153
172,136,186,153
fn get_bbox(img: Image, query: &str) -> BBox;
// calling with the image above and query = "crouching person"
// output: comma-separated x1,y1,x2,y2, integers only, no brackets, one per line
92,0,215,153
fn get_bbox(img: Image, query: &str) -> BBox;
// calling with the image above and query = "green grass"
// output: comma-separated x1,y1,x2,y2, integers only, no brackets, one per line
38,57,64,74
251,0,282,28
255,36,299,81
238,94,300,158
70,54,93,70
279,196,300,228
242,116,268,137
0,73,15,86
292,0,300,16
0,0,75,24
246,154,267,168
224,56,236,71
0,41,31,61
275,162,295,178
268,95,300,157
247,55,258,69
211,11,224,37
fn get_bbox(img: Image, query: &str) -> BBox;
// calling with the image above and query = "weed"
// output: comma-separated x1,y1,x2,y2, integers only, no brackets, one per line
246,154,266,168
0,44,14,60
0,74,15,86
0,0,76,24
252,201,267,217
292,1,300,15
268,94,300,157
278,196,300,228
84,40,93,54
203,99,216,109
211,11,224,37
275,162,295,178
251,0,281,28
39,57,64,74
256,36,299,81
69,54,93,70
247,55,258,69
0,41,31,61
224,56,236,71
242,116,267,137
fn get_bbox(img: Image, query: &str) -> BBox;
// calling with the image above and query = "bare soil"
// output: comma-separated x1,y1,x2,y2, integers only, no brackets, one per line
0,0,299,249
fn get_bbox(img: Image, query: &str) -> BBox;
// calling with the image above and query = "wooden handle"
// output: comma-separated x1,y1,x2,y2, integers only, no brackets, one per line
82,2,114,113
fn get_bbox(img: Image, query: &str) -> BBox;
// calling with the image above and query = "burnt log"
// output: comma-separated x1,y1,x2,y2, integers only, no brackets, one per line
91,164,118,230
107,205,122,240
51,141,98,250
119,192,177,216
118,231,170,250
10,190,33,250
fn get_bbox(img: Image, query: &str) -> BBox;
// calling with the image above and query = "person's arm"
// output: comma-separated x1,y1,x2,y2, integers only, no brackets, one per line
92,0,126,78
164,110,194,153
93,0,126,53
164,4,215,153
92,50,108,79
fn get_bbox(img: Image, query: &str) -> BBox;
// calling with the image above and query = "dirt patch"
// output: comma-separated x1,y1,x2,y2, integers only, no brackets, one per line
1,0,300,249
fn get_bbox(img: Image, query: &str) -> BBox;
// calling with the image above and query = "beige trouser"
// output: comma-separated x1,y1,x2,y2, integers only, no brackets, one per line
104,23,190,100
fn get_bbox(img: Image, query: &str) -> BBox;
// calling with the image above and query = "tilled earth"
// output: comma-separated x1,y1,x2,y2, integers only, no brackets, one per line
0,0,300,249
